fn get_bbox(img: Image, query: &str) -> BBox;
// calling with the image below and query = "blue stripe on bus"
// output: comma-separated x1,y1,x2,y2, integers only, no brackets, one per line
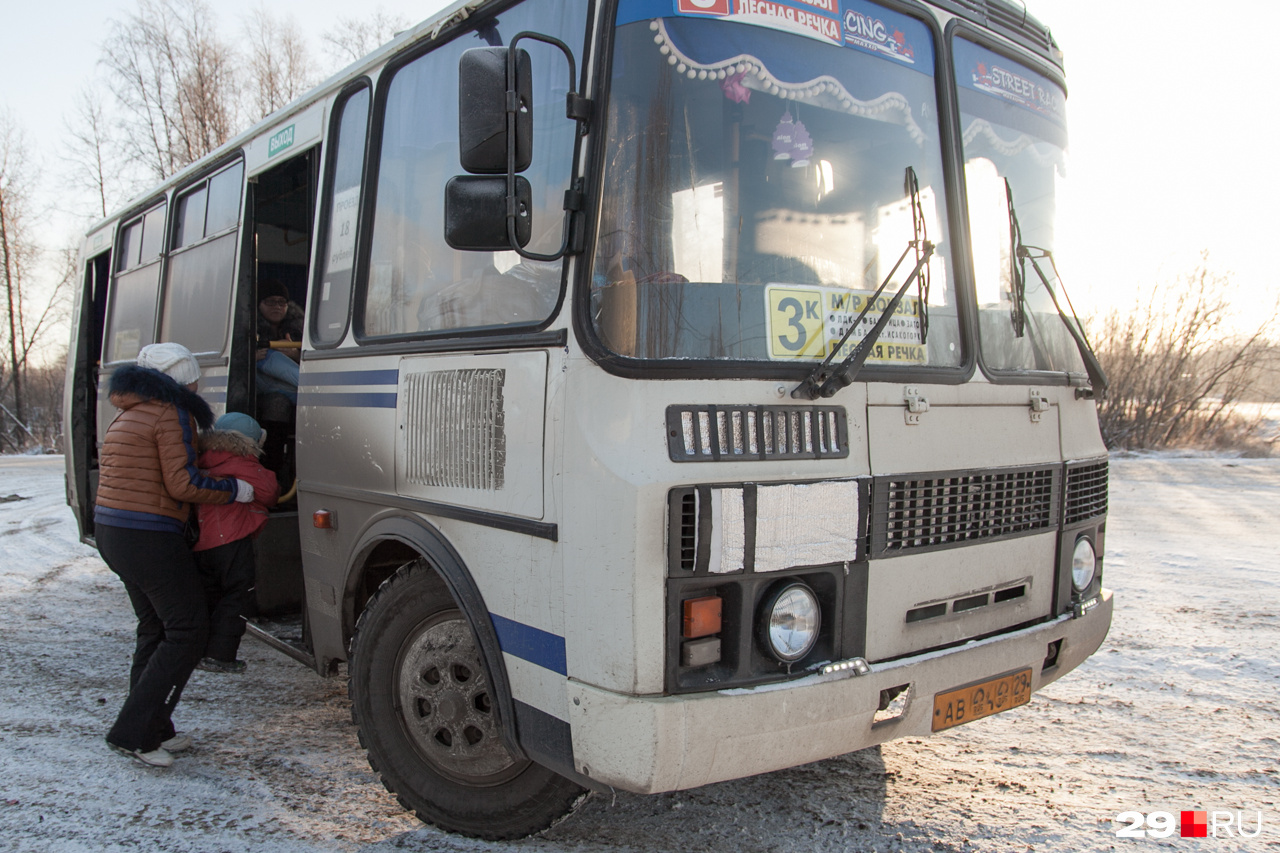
301,369,400,386
199,375,228,387
490,613,567,676
296,391,398,409
202,392,227,403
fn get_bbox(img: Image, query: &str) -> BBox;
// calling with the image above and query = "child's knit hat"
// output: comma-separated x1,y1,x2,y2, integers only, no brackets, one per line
215,412,265,444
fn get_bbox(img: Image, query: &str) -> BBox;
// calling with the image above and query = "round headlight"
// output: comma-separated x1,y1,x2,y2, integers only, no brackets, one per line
761,582,821,663
1071,537,1097,592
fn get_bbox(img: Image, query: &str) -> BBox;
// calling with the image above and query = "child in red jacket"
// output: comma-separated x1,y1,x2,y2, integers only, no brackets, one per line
193,412,280,673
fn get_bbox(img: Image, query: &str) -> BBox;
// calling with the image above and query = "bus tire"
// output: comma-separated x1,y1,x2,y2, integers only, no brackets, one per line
349,560,585,839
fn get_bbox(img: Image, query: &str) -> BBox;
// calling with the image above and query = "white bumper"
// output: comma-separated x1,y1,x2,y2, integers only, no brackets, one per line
565,589,1113,793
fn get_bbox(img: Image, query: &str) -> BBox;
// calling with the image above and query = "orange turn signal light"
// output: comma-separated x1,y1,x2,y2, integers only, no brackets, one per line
313,509,335,529
682,595,722,639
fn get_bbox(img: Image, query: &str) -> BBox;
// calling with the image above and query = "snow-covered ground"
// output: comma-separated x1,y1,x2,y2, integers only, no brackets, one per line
0,454,1277,852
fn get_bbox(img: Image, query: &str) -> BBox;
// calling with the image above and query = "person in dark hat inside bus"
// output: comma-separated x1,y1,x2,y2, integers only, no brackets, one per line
94,342,256,768
255,279,303,403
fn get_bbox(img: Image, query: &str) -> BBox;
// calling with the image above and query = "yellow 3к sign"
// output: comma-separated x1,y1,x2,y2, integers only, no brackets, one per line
765,284,927,364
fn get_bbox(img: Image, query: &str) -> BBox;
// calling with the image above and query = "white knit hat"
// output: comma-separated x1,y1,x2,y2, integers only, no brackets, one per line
136,342,201,386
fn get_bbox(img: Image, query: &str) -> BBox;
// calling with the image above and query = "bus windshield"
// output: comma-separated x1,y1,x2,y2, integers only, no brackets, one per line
590,2,962,369
953,37,1086,376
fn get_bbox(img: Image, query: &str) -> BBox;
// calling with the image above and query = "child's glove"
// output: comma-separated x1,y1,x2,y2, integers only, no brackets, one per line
234,480,256,503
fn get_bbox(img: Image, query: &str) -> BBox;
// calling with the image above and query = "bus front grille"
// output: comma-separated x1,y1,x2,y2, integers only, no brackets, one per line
665,404,849,462
870,465,1060,557
1064,458,1109,525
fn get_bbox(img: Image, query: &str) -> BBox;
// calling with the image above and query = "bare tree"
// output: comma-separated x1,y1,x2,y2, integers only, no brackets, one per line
244,7,315,119
321,8,411,66
1091,255,1278,453
0,115,38,443
63,86,123,220
0,116,72,451
100,0,240,180
23,353,70,451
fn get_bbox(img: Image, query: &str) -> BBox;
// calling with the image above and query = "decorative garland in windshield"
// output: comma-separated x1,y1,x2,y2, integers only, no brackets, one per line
962,119,1060,167
648,18,925,144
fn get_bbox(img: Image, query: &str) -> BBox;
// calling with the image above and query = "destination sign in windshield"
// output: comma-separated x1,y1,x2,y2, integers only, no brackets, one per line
616,0,935,73
765,283,926,363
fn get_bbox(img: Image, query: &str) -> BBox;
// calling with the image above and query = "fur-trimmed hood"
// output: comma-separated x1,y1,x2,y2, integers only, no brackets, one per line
108,364,215,431
199,429,263,458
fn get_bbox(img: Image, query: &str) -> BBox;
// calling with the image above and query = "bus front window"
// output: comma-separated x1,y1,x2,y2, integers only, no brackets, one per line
590,4,961,369
953,37,1086,377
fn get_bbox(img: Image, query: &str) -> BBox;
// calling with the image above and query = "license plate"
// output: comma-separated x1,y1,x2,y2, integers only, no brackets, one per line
932,668,1032,732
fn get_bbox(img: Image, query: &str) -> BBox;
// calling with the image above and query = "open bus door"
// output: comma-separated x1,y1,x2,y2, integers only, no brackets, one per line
234,142,319,666
64,237,112,542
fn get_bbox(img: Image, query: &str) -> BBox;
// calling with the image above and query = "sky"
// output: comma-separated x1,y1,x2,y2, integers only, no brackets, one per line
0,0,449,238
1024,0,1280,322
2,0,1277,330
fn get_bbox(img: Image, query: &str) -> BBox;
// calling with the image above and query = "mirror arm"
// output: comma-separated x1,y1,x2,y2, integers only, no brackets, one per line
503,32,592,262
566,93,593,125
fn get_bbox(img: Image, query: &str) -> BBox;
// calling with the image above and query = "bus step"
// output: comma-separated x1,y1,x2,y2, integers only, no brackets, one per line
244,619,315,670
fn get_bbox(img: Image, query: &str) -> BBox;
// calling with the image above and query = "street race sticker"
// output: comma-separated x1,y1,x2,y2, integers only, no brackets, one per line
765,283,927,364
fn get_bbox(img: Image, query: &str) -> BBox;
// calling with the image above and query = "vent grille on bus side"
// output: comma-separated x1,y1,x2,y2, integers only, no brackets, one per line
403,368,506,490
870,466,1060,557
676,490,697,571
1064,458,1109,525
666,405,849,462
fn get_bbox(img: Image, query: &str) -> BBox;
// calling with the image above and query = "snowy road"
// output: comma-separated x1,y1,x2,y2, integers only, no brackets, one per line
0,454,1277,852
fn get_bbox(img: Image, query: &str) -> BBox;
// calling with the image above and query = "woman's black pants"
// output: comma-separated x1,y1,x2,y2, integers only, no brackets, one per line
96,523,209,752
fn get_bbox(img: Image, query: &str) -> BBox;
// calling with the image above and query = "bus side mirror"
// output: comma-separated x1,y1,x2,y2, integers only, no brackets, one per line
444,175,532,250
448,32,587,261
458,47,533,174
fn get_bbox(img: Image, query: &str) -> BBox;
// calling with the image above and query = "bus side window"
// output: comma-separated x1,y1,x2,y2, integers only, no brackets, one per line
161,161,244,355
312,85,371,346
103,201,167,363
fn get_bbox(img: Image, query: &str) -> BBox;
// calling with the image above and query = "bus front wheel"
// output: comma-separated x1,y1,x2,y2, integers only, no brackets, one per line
349,560,585,839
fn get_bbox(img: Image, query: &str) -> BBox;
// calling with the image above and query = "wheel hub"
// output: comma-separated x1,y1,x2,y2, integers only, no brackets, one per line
395,612,520,782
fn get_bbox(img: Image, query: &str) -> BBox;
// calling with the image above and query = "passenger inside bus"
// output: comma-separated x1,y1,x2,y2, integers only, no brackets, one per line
254,279,303,496
255,279,302,402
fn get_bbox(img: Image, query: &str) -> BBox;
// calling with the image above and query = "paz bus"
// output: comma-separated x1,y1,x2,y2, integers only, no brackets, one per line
64,0,1113,838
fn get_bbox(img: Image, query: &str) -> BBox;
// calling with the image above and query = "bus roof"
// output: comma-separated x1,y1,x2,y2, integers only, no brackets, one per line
936,0,1061,67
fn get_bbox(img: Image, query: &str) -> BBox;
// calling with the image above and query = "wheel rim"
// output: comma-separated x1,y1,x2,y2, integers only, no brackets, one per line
394,609,525,785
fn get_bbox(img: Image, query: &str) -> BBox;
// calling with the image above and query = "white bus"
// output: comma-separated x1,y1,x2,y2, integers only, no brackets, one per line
65,0,1112,838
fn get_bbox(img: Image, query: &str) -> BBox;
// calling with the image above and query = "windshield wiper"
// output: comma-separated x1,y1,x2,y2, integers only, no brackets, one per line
1005,180,1109,393
792,167,933,400
1005,179,1028,339
909,167,932,345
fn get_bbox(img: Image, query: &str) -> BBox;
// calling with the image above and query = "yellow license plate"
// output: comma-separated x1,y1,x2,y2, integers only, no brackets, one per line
932,668,1032,732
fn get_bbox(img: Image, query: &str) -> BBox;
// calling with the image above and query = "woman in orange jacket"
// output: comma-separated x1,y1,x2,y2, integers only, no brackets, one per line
94,343,255,768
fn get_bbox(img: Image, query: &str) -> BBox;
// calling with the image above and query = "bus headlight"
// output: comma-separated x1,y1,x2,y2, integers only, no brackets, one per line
760,582,821,663
1071,537,1097,592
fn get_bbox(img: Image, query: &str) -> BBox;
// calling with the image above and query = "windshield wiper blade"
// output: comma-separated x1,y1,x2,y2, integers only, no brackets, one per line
1005,180,1109,393
909,166,932,345
1005,179,1027,338
793,167,934,400
1018,245,1109,392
